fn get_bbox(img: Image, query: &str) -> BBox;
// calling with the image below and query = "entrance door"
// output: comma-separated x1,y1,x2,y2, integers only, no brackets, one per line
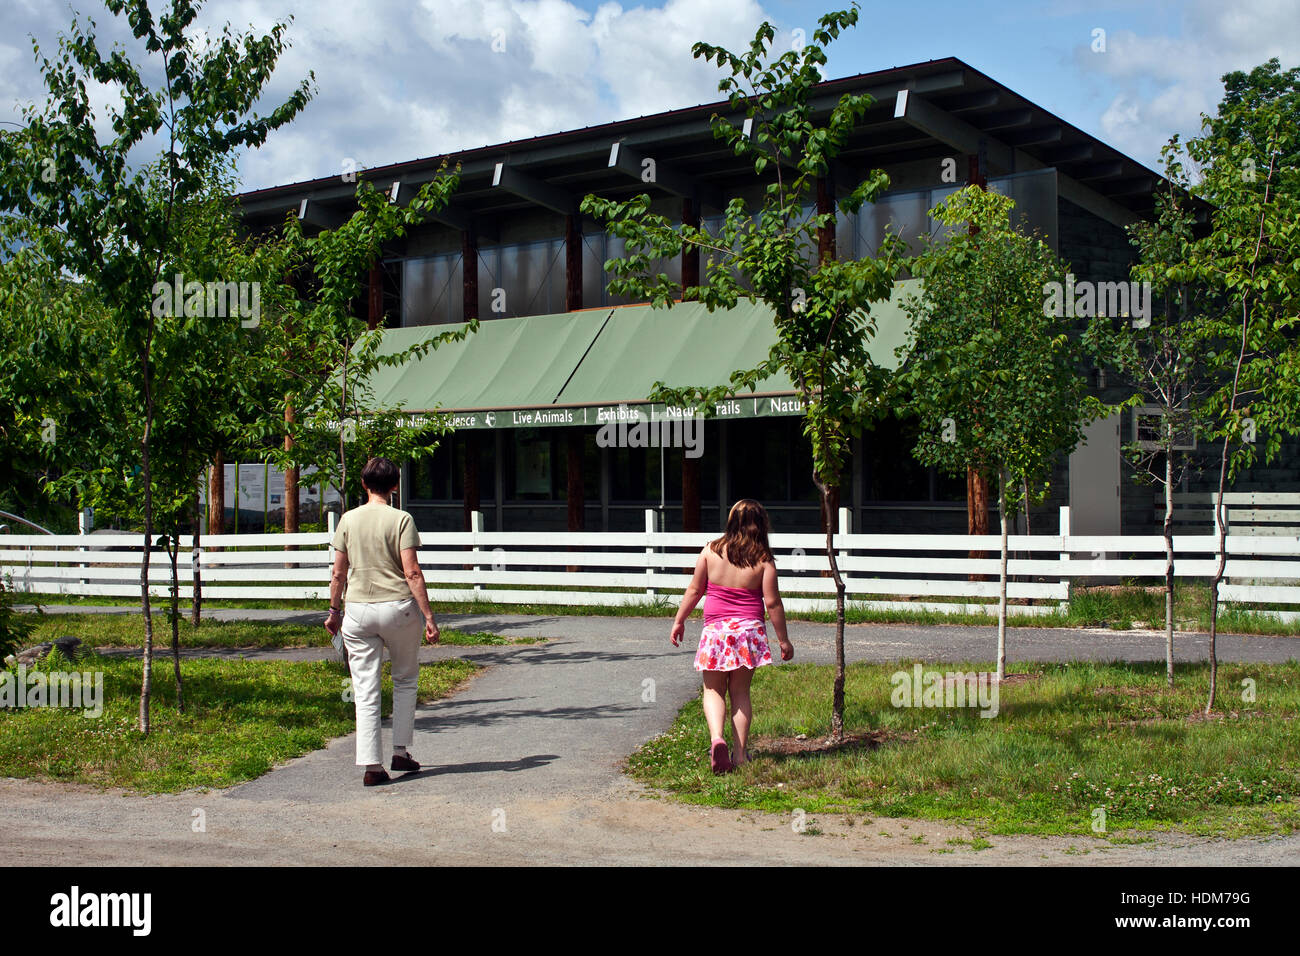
1068,410,1122,535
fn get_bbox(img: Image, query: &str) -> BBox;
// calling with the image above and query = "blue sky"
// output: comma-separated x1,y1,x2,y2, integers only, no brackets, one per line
1,0,1296,191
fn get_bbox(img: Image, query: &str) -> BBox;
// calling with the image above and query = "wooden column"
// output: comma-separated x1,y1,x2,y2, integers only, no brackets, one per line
566,431,585,531
566,430,585,573
681,197,700,298
367,262,383,330
682,453,701,532
463,433,480,532
565,214,582,311
816,175,836,263
284,400,299,535
207,450,225,537
463,226,479,322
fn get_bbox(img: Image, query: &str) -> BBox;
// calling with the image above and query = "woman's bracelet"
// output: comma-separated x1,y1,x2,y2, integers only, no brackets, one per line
328,606,341,616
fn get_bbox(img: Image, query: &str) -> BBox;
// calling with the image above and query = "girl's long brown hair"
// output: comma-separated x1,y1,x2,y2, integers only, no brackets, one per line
709,499,774,569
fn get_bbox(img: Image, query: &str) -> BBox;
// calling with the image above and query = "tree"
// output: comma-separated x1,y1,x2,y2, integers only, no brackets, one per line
582,6,906,742
1089,140,1212,688
1177,62,1300,715
895,186,1111,681
258,174,477,513
0,0,312,732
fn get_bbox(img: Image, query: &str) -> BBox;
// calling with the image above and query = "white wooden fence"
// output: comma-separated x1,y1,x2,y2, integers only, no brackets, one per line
4,506,1300,620
1158,492,1300,537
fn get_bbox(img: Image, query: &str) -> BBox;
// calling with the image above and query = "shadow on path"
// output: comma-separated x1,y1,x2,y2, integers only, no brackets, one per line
386,754,561,783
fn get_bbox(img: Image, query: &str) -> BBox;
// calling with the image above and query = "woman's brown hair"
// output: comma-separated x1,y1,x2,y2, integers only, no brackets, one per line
709,499,774,569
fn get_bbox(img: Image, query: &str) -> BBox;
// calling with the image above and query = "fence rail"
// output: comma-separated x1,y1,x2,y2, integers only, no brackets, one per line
4,506,1300,620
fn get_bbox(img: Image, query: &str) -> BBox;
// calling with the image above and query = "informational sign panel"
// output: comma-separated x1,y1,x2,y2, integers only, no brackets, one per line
199,464,342,529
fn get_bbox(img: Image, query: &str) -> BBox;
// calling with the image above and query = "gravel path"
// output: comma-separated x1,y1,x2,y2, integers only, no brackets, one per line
2,610,1298,865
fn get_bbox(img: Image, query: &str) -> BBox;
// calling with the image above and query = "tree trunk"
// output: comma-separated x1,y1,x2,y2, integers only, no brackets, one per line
816,478,848,742
168,531,184,713
284,398,299,569
139,430,155,735
1163,451,1175,688
1207,485,1227,716
996,470,1009,682
190,478,202,627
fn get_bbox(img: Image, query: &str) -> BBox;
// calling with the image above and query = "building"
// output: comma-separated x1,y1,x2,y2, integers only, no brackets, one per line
238,56,1217,537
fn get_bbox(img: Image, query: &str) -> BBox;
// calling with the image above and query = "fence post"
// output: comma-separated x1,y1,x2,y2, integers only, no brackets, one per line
327,510,336,563
78,506,92,588
1058,504,1071,613
471,510,484,594
645,508,658,600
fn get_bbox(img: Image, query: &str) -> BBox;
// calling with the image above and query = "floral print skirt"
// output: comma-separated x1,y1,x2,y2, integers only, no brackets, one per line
694,617,773,672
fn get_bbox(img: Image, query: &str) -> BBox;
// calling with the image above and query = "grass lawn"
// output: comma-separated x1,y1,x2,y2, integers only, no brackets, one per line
21,613,545,650
627,660,1300,838
0,652,478,792
23,581,1300,635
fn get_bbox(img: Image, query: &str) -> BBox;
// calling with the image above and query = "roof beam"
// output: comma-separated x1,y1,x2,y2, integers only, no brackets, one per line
296,198,347,231
977,109,1033,131
940,90,1001,112
1108,177,1156,196
1041,143,1094,165
491,162,577,216
893,89,1140,227
1003,126,1062,147
390,181,499,241
1074,161,1125,181
606,141,723,211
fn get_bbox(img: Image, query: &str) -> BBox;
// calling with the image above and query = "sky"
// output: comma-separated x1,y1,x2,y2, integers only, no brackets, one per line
1,0,1297,192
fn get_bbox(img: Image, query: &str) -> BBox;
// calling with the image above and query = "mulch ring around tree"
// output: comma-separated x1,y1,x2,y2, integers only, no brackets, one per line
755,728,901,758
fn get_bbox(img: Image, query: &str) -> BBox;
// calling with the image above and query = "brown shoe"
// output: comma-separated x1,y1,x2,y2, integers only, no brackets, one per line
363,769,390,787
391,752,420,773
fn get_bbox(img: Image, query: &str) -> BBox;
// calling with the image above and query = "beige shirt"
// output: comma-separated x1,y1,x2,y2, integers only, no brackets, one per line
331,503,421,603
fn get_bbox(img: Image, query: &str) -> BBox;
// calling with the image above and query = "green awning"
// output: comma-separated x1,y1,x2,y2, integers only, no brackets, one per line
367,308,612,426
361,278,919,430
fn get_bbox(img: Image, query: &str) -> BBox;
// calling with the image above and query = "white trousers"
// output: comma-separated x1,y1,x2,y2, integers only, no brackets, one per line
341,598,423,767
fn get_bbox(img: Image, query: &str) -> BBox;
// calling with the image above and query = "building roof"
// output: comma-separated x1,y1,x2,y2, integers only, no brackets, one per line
238,56,1170,236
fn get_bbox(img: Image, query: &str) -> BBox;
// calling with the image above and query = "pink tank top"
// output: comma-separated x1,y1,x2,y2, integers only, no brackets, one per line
703,582,765,624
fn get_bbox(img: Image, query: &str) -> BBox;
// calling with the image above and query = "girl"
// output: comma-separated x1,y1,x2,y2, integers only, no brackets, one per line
671,499,794,774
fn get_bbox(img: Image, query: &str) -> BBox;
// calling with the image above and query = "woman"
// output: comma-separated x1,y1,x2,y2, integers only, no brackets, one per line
670,499,794,774
324,457,440,787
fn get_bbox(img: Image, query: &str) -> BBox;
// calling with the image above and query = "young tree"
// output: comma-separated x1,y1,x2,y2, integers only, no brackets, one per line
0,0,312,732
896,186,1112,681
582,7,906,742
1178,62,1300,714
1091,141,1212,689
259,174,478,513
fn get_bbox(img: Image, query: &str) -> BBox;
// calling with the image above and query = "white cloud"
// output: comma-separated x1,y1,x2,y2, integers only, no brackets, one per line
2,0,778,190
1078,0,1300,167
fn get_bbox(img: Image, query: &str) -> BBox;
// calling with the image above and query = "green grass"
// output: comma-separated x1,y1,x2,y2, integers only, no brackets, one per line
20,614,545,650
22,581,1300,635
626,659,1300,837
0,651,478,792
